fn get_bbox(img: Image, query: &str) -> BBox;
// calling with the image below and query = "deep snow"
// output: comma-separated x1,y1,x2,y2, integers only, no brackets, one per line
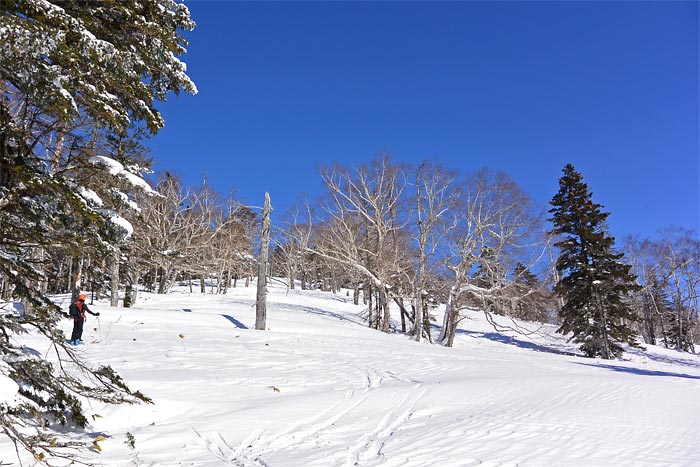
3,280,700,466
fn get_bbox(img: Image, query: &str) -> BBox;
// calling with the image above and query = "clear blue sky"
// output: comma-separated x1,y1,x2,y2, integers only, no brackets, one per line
150,0,699,241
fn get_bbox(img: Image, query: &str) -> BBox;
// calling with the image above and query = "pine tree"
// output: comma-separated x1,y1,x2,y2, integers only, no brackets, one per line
549,164,641,359
0,1,195,462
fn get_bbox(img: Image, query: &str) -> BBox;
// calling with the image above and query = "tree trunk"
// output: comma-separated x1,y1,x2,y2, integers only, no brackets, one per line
110,248,120,307
422,294,432,342
0,275,9,300
367,283,373,328
124,279,133,308
288,265,295,290
157,267,168,294
222,268,230,295
255,193,272,331
133,273,140,306
70,255,83,300
392,295,413,333
54,258,65,294
413,291,423,342
439,289,458,346
123,251,137,307
66,256,74,295
380,288,391,333
36,248,48,294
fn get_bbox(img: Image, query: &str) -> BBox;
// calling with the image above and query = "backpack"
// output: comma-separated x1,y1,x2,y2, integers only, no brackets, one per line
68,302,82,319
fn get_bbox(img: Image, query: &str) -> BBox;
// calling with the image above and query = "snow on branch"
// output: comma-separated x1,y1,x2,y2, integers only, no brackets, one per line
89,156,156,195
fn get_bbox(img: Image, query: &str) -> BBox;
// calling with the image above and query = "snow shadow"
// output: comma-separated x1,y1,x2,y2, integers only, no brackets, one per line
576,362,700,380
293,304,359,324
220,314,248,329
458,330,576,356
626,348,700,370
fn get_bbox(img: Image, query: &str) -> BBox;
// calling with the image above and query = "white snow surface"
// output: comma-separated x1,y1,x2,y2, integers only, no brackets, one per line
0,368,18,406
3,281,700,466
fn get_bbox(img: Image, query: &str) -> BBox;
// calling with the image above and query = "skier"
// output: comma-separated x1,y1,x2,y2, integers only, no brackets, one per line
68,292,99,345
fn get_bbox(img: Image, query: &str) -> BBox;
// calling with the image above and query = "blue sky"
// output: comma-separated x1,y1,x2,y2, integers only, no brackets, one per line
150,1,699,241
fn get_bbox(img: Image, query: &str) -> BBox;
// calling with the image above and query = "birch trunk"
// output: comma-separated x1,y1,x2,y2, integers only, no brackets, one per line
381,288,391,333
439,289,457,346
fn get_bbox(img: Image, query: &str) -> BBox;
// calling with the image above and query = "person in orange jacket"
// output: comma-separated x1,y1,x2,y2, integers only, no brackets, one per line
68,293,99,345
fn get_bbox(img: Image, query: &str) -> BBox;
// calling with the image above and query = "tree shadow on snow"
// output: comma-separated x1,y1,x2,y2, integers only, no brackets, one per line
220,314,248,329
180,307,248,329
457,330,577,357
293,304,362,325
575,362,700,380
624,347,700,370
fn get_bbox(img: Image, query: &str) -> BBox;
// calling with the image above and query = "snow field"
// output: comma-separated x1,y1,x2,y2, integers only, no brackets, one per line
3,281,700,466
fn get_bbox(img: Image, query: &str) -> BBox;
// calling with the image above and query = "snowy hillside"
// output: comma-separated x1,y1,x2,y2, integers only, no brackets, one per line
4,281,700,466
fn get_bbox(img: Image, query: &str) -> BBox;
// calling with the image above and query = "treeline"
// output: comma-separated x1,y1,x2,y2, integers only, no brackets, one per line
12,152,693,357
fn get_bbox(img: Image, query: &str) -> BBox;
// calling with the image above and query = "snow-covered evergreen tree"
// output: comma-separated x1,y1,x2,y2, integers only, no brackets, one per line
549,164,641,359
0,0,196,462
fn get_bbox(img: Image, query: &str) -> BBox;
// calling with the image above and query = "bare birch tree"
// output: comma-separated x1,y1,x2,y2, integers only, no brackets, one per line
656,227,699,351
275,199,315,290
438,168,543,347
311,154,408,332
410,161,457,341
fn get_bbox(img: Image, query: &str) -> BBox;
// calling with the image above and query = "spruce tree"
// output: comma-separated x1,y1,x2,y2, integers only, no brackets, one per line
549,164,641,359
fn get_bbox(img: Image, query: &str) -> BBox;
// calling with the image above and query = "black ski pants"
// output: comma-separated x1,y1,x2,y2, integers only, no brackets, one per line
71,317,84,341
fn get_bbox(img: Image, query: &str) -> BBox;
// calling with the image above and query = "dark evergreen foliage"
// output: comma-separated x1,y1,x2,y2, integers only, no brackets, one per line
512,263,551,322
665,298,695,352
549,164,641,359
641,276,670,346
0,0,195,462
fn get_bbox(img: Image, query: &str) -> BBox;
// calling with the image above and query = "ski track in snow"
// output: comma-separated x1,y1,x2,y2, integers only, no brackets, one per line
192,368,427,466
4,283,699,466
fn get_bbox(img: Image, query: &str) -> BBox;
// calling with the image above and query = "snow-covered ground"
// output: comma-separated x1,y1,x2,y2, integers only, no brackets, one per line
4,281,700,466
